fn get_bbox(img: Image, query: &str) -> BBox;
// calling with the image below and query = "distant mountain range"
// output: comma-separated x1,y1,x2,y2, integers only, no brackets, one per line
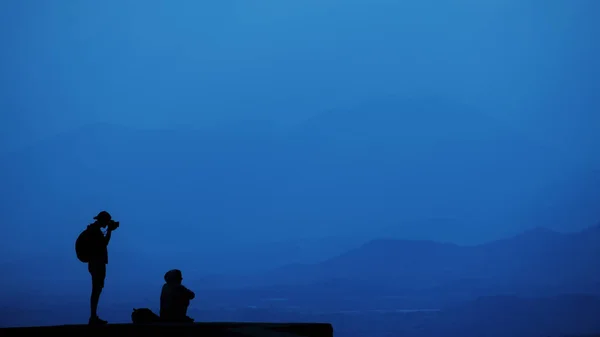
0,96,599,288
206,224,600,304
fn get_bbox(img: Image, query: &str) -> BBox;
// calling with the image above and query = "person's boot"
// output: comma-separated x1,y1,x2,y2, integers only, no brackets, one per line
89,315,108,325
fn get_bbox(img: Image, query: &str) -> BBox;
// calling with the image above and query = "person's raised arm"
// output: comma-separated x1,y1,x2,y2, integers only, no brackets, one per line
105,228,112,245
182,286,195,300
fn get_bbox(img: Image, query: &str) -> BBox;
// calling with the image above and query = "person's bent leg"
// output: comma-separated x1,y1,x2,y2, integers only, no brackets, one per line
183,299,190,316
183,299,194,322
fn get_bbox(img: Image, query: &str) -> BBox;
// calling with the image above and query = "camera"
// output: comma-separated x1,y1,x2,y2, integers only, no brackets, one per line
108,220,120,231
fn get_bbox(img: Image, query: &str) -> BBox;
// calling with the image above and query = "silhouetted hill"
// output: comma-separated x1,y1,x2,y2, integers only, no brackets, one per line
241,224,600,299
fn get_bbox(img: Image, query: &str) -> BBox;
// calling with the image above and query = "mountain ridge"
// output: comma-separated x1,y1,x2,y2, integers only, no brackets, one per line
235,222,600,293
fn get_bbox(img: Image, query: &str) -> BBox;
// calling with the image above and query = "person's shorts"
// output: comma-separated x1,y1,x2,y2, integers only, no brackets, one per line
88,262,106,289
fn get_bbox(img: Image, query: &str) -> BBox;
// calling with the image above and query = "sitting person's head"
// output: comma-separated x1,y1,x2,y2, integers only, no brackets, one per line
164,269,183,285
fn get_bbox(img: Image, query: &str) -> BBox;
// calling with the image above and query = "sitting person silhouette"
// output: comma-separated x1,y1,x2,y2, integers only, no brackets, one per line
160,269,195,323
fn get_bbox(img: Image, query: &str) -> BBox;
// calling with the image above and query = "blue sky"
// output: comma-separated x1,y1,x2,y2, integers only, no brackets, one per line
1,1,598,154
0,0,599,281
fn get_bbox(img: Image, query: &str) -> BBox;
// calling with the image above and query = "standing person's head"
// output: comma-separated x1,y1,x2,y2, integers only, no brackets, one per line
164,269,183,285
93,211,112,228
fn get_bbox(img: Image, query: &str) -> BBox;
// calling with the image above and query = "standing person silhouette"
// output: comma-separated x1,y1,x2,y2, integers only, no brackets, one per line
84,211,119,325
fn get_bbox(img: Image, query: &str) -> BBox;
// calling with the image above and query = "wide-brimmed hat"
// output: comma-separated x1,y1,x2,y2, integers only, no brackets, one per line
93,211,112,222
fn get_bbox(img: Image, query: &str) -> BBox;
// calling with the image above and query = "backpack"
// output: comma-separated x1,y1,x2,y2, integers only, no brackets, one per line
75,228,91,263
131,308,161,324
